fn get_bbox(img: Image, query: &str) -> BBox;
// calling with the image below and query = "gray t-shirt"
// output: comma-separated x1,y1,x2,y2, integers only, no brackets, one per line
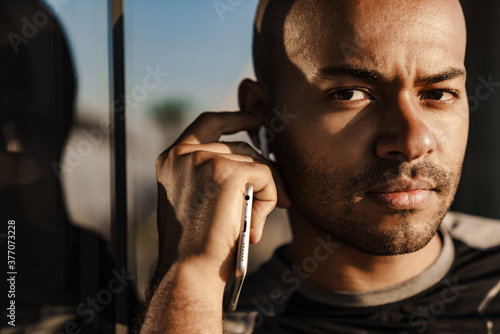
224,212,500,334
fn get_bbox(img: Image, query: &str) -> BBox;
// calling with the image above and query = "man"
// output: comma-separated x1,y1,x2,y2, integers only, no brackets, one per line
139,0,500,333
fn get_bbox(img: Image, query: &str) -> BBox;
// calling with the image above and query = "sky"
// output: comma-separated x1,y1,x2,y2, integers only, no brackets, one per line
48,0,262,242
50,0,259,120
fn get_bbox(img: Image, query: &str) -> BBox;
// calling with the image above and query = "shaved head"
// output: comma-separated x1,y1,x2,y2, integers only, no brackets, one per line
252,0,291,90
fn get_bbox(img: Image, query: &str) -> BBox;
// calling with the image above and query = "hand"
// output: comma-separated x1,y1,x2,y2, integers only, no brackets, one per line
155,111,291,282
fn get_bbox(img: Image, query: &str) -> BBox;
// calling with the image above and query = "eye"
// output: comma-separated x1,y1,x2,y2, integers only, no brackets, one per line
329,89,371,101
421,90,457,102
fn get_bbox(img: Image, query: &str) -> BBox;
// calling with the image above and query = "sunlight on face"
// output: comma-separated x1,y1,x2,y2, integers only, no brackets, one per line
273,0,468,255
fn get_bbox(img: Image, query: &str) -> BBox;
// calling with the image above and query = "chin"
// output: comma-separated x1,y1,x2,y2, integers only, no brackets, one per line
313,204,449,257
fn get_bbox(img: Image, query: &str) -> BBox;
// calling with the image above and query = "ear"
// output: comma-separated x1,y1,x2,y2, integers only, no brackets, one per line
238,78,271,149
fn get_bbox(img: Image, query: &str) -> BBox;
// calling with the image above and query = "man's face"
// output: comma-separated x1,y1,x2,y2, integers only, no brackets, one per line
272,0,469,255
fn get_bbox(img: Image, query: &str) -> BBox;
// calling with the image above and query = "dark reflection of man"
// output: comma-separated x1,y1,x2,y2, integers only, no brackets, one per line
0,1,134,332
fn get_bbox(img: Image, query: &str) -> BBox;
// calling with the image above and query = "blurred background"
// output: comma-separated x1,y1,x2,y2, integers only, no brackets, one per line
0,0,498,332
54,0,290,301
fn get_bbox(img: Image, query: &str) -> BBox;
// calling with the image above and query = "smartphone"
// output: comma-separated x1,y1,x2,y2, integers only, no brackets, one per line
224,126,269,312
224,184,253,312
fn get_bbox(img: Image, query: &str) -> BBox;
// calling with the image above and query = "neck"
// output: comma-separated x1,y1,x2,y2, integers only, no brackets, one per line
286,206,443,292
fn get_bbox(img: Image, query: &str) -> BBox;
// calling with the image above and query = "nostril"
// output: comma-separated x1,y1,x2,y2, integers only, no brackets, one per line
375,123,437,162
385,151,409,162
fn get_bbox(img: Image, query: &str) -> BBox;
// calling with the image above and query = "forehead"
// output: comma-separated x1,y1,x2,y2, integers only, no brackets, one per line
282,0,467,81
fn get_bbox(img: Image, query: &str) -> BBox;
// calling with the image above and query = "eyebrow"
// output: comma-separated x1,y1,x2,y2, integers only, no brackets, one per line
416,68,466,85
316,65,466,85
317,65,388,82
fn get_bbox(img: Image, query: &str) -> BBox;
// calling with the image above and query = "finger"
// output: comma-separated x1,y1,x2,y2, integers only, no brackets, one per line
176,111,263,145
174,141,261,159
188,151,277,215
177,142,292,208
210,161,277,234
249,218,266,244
220,142,291,209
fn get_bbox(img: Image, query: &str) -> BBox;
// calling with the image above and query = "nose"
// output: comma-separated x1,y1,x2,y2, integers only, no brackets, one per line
375,95,437,162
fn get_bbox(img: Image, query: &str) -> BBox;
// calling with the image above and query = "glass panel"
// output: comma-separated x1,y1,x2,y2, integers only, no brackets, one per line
0,0,127,332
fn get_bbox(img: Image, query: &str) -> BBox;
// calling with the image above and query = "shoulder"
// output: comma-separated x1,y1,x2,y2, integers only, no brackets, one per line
443,211,500,250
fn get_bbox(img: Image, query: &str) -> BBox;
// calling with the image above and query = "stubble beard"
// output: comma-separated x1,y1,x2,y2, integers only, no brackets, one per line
275,133,462,256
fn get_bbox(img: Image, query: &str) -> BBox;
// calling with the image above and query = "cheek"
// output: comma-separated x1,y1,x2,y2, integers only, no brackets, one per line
433,110,469,163
284,108,375,168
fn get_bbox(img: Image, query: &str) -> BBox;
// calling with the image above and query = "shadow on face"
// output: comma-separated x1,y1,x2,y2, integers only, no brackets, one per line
252,0,469,255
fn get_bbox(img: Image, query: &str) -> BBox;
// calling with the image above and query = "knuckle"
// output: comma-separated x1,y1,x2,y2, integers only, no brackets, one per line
191,150,211,166
155,150,171,173
155,155,165,179
259,164,277,188
197,111,218,123
255,161,272,174
155,154,165,171
233,141,254,152
156,144,192,179
155,155,170,182
170,143,190,157
239,155,255,163
156,153,176,181
205,157,233,183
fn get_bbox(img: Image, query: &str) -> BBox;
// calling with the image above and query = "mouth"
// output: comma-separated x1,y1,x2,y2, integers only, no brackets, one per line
366,179,436,210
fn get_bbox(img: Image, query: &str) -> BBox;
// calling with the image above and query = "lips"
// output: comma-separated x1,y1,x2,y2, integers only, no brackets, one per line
366,179,435,210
